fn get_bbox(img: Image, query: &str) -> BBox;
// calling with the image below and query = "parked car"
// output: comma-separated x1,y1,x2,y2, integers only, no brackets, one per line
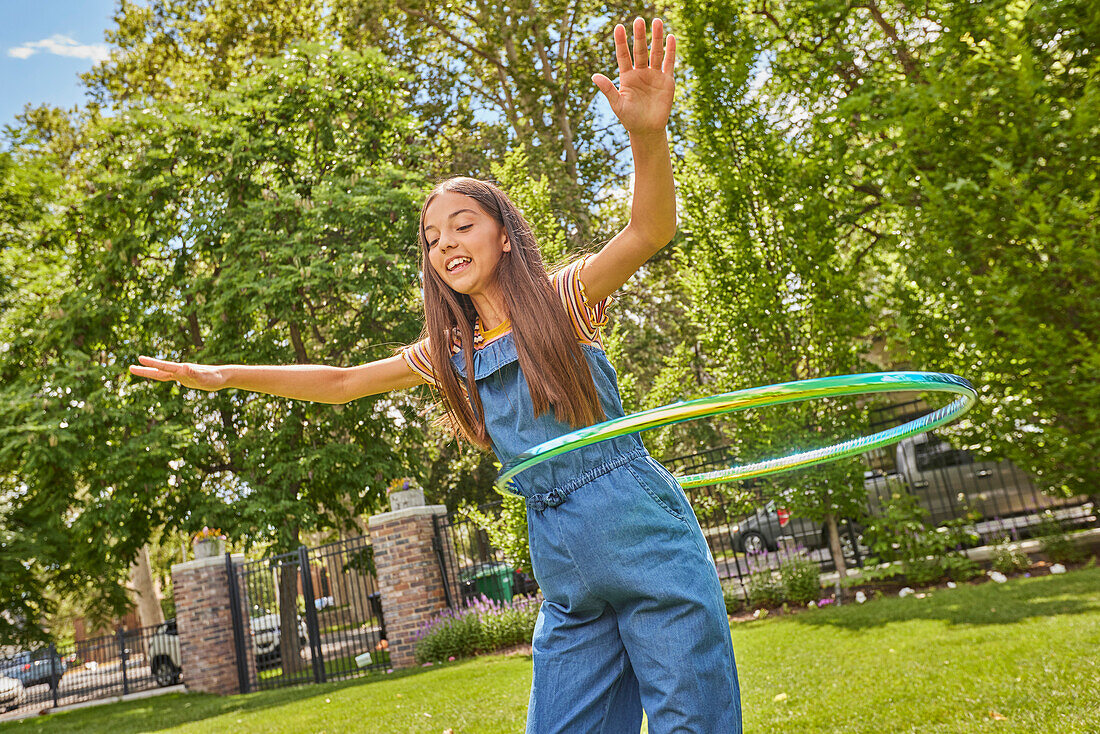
0,650,67,689
249,610,309,669
865,432,1086,525
729,500,863,557
729,432,1090,555
147,619,183,687
0,675,24,712
148,613,309,685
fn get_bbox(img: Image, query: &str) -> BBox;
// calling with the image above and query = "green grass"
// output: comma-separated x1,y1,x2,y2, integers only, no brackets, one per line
5,568,1098,733
256,651,389,683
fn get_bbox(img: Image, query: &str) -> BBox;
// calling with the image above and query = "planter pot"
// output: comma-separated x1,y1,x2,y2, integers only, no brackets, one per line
193,538,225,559
389,488,426,512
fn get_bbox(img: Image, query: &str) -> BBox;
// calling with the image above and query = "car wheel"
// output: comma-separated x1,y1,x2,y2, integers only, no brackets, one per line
152,657,181,687
741,531,768,555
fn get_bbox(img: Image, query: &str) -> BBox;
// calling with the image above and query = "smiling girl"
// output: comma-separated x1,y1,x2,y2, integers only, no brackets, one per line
131,18,741,732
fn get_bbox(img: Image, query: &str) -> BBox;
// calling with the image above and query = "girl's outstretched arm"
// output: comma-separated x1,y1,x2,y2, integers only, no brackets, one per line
128,354,423,404
585,17,677,303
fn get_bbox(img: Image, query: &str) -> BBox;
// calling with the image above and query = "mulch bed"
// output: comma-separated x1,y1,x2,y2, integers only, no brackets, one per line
728,556,1095,623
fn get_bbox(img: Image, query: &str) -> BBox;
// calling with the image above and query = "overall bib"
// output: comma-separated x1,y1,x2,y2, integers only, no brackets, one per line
452,334,742,733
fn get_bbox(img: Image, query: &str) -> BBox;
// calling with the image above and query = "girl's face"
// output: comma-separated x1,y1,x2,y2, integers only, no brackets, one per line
423,191,511,298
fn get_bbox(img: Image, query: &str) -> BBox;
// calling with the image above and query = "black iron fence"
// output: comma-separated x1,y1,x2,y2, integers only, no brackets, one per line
432,408,1096,605
663,401,1096,590
230,534,387,692
433,510,539,609
0,623,166,719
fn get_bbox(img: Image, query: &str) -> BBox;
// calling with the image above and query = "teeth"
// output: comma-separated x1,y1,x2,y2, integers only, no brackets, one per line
447,257,470,271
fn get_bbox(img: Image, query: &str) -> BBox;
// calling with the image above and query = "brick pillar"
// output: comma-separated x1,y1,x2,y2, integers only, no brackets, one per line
171,553,247,694
368,505,451,668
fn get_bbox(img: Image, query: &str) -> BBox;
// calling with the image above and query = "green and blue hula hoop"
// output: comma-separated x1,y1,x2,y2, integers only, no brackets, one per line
497,371,977,493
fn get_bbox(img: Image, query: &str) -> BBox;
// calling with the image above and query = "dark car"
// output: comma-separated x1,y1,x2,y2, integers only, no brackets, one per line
729,500,863,559
0,650,67,689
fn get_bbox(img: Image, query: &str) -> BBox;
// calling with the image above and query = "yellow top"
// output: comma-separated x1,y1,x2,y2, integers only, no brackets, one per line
400,255,610,384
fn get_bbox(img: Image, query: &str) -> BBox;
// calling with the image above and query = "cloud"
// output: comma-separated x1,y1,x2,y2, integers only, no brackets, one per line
8,35,110,63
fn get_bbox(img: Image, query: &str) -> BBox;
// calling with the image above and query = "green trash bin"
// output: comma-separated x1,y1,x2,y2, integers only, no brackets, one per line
464,563,515,603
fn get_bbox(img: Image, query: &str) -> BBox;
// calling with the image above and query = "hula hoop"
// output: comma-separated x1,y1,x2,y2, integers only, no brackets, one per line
497,371,976,493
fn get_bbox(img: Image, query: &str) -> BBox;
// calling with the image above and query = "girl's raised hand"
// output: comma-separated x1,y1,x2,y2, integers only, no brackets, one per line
129,355,226,392
592,18,676,136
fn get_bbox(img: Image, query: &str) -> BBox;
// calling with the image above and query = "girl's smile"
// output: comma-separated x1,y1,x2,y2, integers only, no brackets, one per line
423,190,511,323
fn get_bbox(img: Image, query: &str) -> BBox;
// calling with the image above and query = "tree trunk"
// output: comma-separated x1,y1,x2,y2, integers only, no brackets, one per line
128,545,164,628
824,512,849,581
278,563,306,675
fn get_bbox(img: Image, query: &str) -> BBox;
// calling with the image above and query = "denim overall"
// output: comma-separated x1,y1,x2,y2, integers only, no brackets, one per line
453,333,742,733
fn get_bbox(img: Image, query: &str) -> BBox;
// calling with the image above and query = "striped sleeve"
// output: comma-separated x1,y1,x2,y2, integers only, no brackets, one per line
552,255,610,346
400,338,435,384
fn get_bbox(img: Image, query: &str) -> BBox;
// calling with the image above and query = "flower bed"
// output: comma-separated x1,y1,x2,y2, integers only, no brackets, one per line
414,594,541,664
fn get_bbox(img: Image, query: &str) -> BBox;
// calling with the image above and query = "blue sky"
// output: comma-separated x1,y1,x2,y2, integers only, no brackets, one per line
1,0,118,130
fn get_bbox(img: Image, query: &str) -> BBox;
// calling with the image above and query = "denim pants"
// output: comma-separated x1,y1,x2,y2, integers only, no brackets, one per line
453,335,742,733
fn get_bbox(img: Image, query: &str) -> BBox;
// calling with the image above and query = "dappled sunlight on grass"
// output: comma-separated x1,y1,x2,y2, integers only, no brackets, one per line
4,568,1097,733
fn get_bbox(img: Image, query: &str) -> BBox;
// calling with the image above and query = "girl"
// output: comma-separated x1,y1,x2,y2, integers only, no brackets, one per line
131,18,741,733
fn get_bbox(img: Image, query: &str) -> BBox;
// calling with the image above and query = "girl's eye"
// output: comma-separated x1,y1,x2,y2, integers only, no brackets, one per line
457,224,472,232
428,238,439,248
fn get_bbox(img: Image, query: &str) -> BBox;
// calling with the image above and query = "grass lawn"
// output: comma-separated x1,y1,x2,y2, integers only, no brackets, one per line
3,567,1098,733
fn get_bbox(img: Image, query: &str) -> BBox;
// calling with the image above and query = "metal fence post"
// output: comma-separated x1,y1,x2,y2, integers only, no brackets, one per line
225,551,251,694
432,515,455,608
117,627,129,696
298,546,326,684
49,642,59,708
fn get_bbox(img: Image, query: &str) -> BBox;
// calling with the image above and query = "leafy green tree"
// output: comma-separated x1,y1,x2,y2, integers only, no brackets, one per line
733,0,1099,494
0,45,427,645
337,0,657,241
672,1,873,576
0,108,113,643
83,0,329,105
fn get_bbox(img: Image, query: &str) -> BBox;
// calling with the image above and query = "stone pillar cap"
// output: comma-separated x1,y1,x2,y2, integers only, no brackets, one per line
368,504,448,529
171,552,245,574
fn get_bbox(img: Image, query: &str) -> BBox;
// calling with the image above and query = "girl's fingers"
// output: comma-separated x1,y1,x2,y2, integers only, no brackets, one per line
613,23,631,76
650,18,665,70
592,73,621,110
129,365,175,382
132,356,186,382
663,34,677,76
632,17,648,69
137,355,178,371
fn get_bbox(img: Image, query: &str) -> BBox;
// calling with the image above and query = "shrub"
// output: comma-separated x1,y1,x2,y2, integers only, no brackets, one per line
413,608,483,664
462,495,532,577
990,537,1031,575
780,556,821,604
746,571,784,607
721,583,744,615
1036,514,1088,564
905,556,948,586
942,553,981,581
479,598,540,650
414,594,540,664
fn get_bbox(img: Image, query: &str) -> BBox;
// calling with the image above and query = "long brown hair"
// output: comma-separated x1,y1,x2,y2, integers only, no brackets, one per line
417,178,604,449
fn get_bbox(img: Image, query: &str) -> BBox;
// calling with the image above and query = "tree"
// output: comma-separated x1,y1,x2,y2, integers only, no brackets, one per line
0,45,428,645
733,0,1099,494
672,1,874,577
337,0,655,241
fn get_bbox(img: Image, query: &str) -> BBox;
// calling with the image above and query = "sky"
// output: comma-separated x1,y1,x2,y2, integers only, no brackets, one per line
1,0,118,130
